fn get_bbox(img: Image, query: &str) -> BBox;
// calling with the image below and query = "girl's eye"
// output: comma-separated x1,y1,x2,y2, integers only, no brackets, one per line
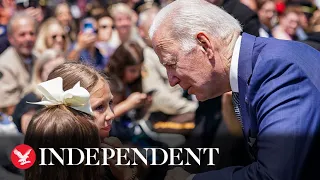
95,105,105,112
109,100,113,106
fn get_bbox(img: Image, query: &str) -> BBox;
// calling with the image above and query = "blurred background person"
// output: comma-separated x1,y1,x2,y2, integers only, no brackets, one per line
257,0,277,37
206,0,261,36
0,0,44,54
12,49,65,134
273,6,300,40
290,2,317,41
301,9,320,50
16,0,44,23
0,0,15,54
0,0,15,26
54,2,77,42
138,7,198,134
34,18,70,55
67,17,107,70
95,11,116,62
109,3,144,48
97,12,114,43
0,12,37,116
104,41,151,142
240,0,257,11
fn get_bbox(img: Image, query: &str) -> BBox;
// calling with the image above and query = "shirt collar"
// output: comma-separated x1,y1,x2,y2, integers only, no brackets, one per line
229,35,242,93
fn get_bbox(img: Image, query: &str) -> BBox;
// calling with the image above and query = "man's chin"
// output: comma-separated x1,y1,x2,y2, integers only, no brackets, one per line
195,94,209,102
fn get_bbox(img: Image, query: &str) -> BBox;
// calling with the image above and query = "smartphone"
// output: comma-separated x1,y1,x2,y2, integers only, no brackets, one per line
146,90,157,96
83,22,95,33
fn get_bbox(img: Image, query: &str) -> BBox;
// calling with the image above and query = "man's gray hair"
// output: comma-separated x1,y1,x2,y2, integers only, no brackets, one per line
7,12,37,36
149,0,242,51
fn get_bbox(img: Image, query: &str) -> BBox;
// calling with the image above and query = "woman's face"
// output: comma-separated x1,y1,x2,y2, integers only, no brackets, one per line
282,12,299,36
56,4,72,27
258,1,276,28
46,23,66,51
98,17,113,42
90,80,115,141
123,64,142,84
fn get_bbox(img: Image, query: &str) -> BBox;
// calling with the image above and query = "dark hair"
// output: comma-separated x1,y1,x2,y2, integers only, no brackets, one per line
24,105,101,180
280,6,301,17
95,10,113,22
105,41,144,106
105,41,144,81
256,0,273,10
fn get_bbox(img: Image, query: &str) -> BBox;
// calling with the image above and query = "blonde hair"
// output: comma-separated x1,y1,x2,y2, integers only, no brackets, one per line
54,3,70,16
109,3,134,18
34,18,70,54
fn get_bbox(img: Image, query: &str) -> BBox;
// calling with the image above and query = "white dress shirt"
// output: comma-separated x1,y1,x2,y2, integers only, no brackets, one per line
229,35,242,93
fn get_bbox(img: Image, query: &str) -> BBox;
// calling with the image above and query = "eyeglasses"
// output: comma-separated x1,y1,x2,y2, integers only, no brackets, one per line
51,34,66,40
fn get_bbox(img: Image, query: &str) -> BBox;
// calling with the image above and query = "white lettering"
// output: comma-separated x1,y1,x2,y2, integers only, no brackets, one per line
116,148,130,165
150,148,168,166
101,148,115,165
169,148,183,165
85,148,99,165
39,148,47,165
185,148,202,166
46,148,64,165
203,148,219,165
131,148,148,166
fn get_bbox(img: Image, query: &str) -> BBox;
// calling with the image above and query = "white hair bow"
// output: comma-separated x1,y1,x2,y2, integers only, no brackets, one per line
29,77,93,115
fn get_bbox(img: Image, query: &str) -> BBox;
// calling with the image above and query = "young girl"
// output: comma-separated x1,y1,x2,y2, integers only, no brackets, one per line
25,104,101,180
26,62,137,180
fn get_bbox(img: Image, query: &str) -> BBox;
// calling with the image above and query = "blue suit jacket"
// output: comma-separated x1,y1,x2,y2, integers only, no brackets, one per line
194,33,320,180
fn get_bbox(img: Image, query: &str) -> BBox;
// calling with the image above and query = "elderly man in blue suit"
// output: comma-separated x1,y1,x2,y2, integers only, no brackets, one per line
149,0,320,180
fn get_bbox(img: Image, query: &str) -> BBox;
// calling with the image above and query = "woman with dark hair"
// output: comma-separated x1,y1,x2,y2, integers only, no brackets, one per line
105,41,150,119
104,41,152,144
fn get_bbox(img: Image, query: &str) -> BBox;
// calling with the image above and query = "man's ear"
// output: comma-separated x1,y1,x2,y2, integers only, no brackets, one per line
196,32,214,59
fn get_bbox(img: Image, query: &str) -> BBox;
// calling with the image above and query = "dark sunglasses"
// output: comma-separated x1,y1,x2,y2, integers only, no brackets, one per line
52,34,66,40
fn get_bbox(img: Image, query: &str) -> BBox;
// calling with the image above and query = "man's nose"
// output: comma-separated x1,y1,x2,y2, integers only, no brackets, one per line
167,71,179,87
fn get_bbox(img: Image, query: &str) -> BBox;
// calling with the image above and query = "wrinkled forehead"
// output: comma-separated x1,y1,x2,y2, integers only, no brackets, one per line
152,28,177,53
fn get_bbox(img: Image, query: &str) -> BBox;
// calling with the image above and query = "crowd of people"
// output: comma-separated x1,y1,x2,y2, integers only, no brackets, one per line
0,0,319,179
